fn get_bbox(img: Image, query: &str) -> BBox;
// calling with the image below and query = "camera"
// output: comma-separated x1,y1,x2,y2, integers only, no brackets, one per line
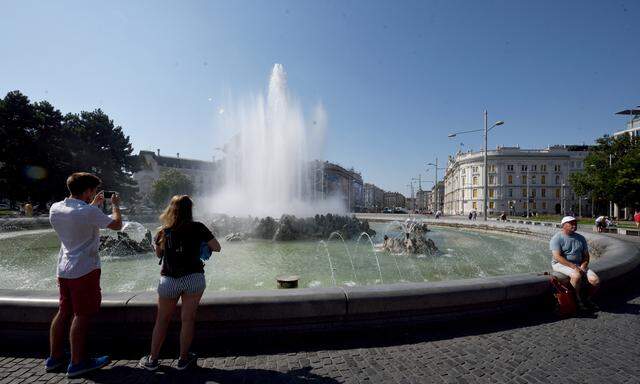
103,191,118,199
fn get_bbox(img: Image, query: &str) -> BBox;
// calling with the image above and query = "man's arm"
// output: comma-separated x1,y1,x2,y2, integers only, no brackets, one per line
580,250,590,271
106,194,122,230
552,250,580,270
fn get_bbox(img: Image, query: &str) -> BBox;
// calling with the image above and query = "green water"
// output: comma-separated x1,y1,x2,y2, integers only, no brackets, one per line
0,223,550,292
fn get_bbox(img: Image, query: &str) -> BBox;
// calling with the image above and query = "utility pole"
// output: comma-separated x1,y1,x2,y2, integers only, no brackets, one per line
483,110,488,220
526,167,530,218
609,153,613,217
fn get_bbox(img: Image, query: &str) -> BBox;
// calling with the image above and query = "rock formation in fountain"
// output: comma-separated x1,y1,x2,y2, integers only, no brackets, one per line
382,221,438,255
207,214,375,241
99,231,154,255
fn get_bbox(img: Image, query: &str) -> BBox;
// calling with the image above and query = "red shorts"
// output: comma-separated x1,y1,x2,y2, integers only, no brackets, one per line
58,269,102,316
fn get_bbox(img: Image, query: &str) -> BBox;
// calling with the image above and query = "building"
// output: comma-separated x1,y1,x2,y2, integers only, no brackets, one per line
613,107,640,138
364,183,385,212
383,192,406,209
442,145,591,217
133,150,219,200
416,189,431,210
310,160,364,212
429,182,444,212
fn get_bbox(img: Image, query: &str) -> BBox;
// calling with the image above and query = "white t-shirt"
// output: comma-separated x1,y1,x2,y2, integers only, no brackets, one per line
49,198,114,279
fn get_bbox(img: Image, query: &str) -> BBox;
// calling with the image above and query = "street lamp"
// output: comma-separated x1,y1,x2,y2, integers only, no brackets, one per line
427,159,446,214
448,111,505,221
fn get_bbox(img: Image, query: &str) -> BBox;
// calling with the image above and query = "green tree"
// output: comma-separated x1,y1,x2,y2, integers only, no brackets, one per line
0,91,140,206
570,134,640,213
151,169,194,209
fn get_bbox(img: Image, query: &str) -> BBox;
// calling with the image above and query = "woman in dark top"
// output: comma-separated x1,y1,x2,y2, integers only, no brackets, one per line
139,195,220,371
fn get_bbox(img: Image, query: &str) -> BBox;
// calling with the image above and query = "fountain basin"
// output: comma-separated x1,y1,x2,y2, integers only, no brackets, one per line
1,219,638,347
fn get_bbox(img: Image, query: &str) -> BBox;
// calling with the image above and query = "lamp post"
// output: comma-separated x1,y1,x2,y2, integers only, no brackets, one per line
427,159,446,214
448,111,504,220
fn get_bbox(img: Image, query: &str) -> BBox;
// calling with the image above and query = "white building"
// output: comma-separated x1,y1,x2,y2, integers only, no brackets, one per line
133,150,219,200
613,107,640,138
443,145,591,217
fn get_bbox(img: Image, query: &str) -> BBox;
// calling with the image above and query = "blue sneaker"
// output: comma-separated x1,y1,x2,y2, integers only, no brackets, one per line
67,356,110,378
44,356,66,372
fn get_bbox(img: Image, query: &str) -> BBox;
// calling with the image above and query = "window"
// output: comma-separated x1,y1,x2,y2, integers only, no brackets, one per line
508,175,513,184
542,201,547,209
555,189,560,198
522,188,527,197
521,165,527,171
472,201,477,209
554,164,561,172
532,202,537,209
473,189,478,198
541,188,546,197
507,164,514,171
541,164,547,171
472,166,478,173
489,189,494,198
489,202,495,209
541,175,546,184
508,188,513,197
489,175,495,184
489,164,496,172
521,175,526,184
555,175,560,184
531,165,537,171
461,168,466,175
473,176,478,185
531,189,536,197
461,177,466,186
531,175,536,184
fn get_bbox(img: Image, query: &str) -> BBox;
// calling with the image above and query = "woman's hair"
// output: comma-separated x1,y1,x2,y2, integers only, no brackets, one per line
156,195,193,249
159,195,193,229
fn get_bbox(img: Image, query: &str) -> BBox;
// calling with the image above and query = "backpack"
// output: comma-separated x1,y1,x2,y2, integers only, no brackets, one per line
549,276,576,318
158,228,185,275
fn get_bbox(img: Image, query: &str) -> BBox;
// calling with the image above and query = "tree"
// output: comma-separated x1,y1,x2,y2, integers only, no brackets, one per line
570,134,640,214
151,169,194,209
0,91,140,207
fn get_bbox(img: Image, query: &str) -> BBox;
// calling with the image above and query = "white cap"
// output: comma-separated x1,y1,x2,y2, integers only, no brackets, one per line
561,216,577,225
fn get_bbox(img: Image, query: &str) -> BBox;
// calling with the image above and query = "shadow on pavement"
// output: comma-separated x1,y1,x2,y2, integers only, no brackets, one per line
85,365,340,384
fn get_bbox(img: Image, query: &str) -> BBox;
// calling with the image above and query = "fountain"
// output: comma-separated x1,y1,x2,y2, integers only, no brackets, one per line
206,64,343,218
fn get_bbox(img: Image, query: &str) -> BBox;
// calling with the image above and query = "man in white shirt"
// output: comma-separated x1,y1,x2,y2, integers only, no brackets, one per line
45,173,122,377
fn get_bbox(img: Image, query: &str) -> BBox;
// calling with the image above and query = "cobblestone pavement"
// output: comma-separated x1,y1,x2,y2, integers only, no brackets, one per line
1,240,639,383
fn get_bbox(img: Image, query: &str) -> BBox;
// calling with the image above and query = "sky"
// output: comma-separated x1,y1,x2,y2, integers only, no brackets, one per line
1,0,638,196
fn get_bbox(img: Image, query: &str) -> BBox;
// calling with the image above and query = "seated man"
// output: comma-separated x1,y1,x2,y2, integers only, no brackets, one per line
550,216,600,311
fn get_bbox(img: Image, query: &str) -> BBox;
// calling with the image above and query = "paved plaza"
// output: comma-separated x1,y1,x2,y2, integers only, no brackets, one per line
1,237,639,384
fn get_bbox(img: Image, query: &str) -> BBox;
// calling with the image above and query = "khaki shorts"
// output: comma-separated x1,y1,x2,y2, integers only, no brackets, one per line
552,263,598,280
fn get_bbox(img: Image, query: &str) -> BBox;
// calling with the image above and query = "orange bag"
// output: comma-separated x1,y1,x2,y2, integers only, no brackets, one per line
550,276,576,318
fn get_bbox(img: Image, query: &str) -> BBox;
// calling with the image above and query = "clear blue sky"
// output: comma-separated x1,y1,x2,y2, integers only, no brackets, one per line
1,0,638,195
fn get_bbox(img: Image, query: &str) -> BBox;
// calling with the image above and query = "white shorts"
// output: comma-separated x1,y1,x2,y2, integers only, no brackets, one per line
552,263,598,280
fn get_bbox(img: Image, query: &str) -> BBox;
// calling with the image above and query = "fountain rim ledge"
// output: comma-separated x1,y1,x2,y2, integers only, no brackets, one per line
1,219,639,340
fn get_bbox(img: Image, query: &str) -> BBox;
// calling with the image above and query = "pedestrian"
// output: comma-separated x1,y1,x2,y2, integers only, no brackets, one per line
594,215,606,232
549,216,600,312
46,172,122,377
468,212,473,220
472,210,477,220
634,210,640,229
139,195,221,371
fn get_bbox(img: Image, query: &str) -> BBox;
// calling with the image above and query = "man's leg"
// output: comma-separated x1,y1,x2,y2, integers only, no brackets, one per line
70,315,91,364
49,310,71,359
586,270,600,298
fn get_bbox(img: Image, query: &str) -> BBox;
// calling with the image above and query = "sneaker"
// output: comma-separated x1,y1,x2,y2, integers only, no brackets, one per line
176,352,197,370
67,356,110,378
138,355,160,371
44,356,66,372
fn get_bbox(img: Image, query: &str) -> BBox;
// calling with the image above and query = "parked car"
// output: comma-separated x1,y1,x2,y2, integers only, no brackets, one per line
393,207,408,214
382,207,392,214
